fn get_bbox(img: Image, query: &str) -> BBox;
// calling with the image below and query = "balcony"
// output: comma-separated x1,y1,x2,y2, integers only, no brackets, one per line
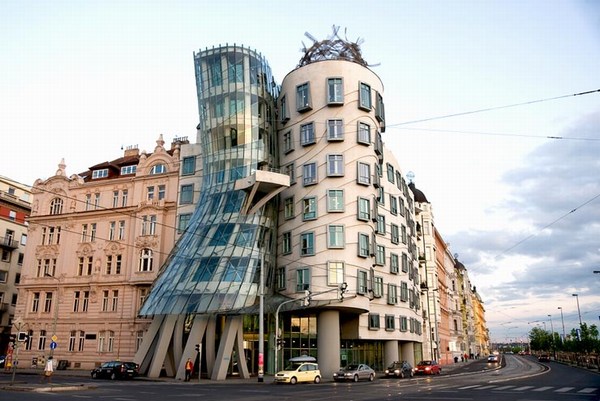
0,236,18,250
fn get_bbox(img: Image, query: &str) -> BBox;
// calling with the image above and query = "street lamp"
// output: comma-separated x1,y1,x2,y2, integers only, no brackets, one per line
572,293,582,327
44,274,60,357
557,307,566,342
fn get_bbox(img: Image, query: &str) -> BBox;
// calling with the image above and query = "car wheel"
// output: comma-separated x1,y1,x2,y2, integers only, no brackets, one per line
400,371,405,379
91,372,98,379
110,372,117,380
290,376,297,385
369,373,374,382
353,374,359,382
409,371,414,378
314,376,321,384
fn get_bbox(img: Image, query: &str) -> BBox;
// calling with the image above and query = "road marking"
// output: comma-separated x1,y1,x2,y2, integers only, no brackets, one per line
476,385,497,390
492,385,515,390
512,386,534,391
555,387,575,392
578,388,598,394
457,385,481,389
532,386,553,391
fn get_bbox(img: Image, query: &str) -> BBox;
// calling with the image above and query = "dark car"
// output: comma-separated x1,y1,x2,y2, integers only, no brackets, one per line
414,360,441,375
487,354,499,363
333,363,376,382
384,361,414,378
538,354,550,362
91,361,139,380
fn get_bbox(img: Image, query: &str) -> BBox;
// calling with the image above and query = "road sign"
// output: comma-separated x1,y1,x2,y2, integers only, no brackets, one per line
51,335,58,342
50,341,57,350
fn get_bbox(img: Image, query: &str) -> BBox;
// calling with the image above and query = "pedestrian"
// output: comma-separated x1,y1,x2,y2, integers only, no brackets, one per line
185,358,194,381
41,356,54,383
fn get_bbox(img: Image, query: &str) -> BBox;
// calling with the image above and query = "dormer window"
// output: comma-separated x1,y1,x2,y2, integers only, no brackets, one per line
92,169,108,179
149,164,166,175
120,165,137,175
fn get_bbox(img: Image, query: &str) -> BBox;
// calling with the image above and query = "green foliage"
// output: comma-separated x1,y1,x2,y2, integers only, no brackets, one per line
529,323,599,353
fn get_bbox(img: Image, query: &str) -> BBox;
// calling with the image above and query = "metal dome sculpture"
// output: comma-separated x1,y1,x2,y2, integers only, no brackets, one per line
298,25,370,67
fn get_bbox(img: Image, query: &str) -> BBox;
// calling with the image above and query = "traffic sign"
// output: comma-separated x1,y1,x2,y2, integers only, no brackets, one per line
50,341,57,350
51,335,58,342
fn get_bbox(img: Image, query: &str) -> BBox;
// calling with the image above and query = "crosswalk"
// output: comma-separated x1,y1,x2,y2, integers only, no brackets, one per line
454,384,598,395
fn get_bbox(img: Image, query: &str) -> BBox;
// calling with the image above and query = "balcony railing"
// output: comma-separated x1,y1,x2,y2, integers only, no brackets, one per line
0,236,18,249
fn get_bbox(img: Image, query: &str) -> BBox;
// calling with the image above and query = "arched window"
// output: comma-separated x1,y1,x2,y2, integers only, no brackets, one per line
149,164,167,175
139,248,153,272
50,198,63,215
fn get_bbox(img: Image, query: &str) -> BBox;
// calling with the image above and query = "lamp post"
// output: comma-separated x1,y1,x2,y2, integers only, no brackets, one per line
44,274,60,358
547,314,555,359
572,293,582,327
557,307,566,342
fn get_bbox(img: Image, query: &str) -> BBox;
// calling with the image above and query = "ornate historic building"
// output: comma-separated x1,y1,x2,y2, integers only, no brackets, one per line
13,136,182,369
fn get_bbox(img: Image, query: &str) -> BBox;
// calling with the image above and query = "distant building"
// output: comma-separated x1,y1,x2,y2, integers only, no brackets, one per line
0,176,31,354
13,137,182,369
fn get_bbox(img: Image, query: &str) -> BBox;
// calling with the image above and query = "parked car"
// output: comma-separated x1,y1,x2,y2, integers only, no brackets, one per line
414,360,441,375
274,355,321,384
487,354,499,363
538,354,550,362
384,361,414,378
91,361,139,380
333,363,376,382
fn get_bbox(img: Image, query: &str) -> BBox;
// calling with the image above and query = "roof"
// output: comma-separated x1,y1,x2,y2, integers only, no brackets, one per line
408,182,429,203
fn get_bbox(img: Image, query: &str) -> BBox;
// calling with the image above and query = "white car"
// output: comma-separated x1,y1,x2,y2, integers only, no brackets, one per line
274,356,321,384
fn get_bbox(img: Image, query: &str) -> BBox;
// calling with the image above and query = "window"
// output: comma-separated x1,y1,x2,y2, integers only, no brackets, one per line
390,253,399,273
90,223,97,241
399,197,405,216
73,291,81,312
92,169,108,179
121,190,128,207
296,82,312,111
400,316,408,331
108,221,116,240
283,130,294,153
327,225,344,248
401,281,409,302
327,261,344,286
357,197,370,221
121,165,136,175
182,157,196,175
302,197,317,221
357,122,371,145
32,292,40,312
150,164,166,174
327,78,343,104
180,184,194,204
78,256,93,276
284,197,295,219
178,213,192,233
139,249,153,272
50,198,63,215
282,232,292,255
283,163,295,184
138,288,149,309
280,95,290,123
327,119,344,141
208,55,222,86
111,290,119,311
327,154,344,176
390,195,398,215
373,276,383,298
388,284,398,304
102,290,110,312
368,313,380,329
391,224,399,244
357,270,368,294
387,163,395,183
38,330,47,350
158,185,166,200
300,232,315,256
300,122,315,146
376,215,386,234
141,215,157,236
81,224,88,242
359,82,372,110
296,268,310,291
118,220,125,240
375,244,385,266
358,232,370,257
401,224,407,244
106,254,122,274
147,186,155,200
385,315,395,331
327,189,344,212
276,267,286,290
44,292,53,313
376,91,385,123
69,331,76,351
93,193,100,209
228,55,243,83
357,162,371,185
402,253,409,273
302,162,317,186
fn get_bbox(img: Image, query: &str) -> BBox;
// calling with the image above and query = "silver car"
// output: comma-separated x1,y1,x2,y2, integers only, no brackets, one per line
333,363,376,382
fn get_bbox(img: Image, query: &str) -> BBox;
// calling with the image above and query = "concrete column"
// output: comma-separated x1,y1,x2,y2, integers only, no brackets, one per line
401,342,416,366
384,340,399,367
317,310,340,379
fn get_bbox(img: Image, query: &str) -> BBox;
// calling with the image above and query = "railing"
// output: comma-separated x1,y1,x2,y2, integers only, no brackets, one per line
0,236,18,249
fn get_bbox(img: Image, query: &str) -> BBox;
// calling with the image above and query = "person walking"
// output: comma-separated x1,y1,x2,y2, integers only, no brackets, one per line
184,358,194,381
41,357,54,383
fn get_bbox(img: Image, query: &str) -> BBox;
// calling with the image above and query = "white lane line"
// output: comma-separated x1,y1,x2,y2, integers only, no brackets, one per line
457,385,481,389
493,385,515,390
532,386,553,391
555,387,575,392
512,386,535,391
578,388,598,394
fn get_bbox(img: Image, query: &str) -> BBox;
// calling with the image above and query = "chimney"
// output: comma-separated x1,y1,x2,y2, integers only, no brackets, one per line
124,145,139,157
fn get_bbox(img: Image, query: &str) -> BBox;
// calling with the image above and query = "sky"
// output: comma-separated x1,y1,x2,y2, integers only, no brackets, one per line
1,0,599,344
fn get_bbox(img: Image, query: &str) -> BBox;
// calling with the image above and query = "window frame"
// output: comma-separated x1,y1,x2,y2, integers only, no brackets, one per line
327,77,344,105
296,82,312,112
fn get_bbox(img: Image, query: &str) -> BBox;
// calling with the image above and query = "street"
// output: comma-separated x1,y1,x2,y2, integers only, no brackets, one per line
1,355,598,401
